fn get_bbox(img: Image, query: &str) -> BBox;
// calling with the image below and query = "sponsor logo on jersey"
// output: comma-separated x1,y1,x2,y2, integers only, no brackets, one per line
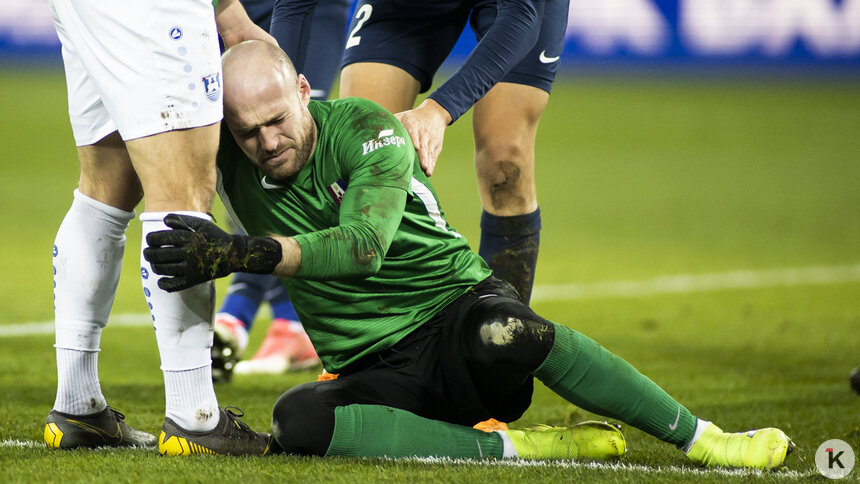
202,73,221,102
327,179,347,206
362,129,406,155
169,27,183,41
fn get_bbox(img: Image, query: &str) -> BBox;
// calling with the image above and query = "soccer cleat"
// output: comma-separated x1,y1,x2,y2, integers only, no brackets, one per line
211,314,247,383
44,407,157,449
158,407,277,456
503,421,626,460
686,423,794,469
234,319,320,375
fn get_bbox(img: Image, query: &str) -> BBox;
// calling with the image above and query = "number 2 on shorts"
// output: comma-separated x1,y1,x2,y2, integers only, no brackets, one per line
346,4,373,49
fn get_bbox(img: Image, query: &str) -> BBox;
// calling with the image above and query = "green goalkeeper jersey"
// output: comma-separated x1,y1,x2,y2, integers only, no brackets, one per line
217,97,491,372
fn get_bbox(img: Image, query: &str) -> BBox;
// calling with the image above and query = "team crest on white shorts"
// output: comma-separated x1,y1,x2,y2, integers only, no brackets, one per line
202,73,221,102
168,26,183,40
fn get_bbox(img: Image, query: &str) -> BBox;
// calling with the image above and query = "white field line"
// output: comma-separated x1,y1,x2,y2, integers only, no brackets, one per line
531,263,860,302
0,313,150,337
407,456,816,479
1,439,123,452
0,439,816,479
2,263,858,337
1,439,43,449
0,440,815,478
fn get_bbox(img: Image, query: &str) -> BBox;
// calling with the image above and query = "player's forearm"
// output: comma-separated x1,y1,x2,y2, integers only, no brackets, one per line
267,223,388,280
280,185,406,280
269,235,302,278
215,0,249,43
428,0,543,122
291,224,386,280
411,99,453,126
216,0,276,49
142,208,395,288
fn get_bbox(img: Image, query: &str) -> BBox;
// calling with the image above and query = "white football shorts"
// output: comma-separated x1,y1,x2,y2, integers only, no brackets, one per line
50,0,224,145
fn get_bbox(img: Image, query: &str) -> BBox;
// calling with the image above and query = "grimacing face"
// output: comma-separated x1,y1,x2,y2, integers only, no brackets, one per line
224,74,316,181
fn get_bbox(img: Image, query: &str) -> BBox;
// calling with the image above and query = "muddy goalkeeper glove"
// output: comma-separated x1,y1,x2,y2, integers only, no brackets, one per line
143,213,281,292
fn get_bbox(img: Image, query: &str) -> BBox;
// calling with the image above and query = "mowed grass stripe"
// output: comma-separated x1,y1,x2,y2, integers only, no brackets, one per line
3,262,858,336
531,262,860,302
0,313,152,336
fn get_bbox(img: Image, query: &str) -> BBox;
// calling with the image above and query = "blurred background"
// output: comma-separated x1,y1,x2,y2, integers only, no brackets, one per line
4,0,860,67
1,1,858,469
1,0,858,327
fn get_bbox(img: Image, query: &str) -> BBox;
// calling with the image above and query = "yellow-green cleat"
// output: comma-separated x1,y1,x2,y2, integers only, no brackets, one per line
503,420,626,460
686,423,794,469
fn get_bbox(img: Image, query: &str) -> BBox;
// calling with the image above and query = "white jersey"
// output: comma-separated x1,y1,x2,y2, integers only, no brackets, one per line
50,0,223,145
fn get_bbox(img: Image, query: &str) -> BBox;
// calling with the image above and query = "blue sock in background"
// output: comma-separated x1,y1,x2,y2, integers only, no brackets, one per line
218,272,273,332
267,282,300,322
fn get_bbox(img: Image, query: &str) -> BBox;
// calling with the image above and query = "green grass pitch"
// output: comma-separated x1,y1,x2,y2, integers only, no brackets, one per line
0,67,858,482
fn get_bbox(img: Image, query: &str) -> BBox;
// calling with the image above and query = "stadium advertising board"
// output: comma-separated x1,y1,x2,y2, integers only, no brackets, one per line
1,0,858,66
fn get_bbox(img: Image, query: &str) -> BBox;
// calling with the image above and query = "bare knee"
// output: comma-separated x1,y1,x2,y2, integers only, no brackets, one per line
125,123,220,213
472,83,547,215
77,131,143,211
474,150,536,215
78,169,143,212
473,107,540,215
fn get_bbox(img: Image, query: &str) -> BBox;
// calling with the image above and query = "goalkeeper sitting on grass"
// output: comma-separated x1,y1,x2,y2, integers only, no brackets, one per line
143,40,794,468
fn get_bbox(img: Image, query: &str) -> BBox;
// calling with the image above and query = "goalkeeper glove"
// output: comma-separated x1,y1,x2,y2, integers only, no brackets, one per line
143,213,282,292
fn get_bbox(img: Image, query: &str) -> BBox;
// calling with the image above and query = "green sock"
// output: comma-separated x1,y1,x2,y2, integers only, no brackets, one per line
326,404,504,459
535,323,697,448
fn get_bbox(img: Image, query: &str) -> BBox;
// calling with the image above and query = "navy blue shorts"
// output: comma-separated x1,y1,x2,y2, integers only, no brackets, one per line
341,0,569,93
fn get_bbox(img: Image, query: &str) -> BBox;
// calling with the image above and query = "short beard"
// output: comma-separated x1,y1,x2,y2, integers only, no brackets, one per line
268,113,316,181
291,112,315,174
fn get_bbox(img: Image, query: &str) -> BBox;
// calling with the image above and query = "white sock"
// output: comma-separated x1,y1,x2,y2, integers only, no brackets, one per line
497,430,518,458
163,366,220,431
684,419,712,453
140,211,219,431
54,348,105,415
53,189,134,415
